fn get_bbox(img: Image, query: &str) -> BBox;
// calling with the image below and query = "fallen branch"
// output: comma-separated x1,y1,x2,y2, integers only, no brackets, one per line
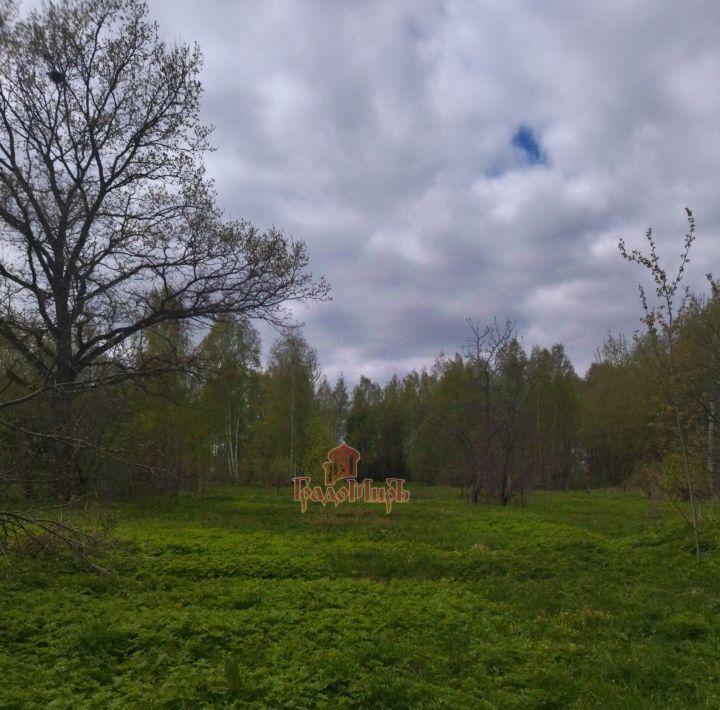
0,510,112,575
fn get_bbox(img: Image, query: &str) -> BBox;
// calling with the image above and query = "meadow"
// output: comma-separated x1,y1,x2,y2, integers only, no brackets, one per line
1,486,719,709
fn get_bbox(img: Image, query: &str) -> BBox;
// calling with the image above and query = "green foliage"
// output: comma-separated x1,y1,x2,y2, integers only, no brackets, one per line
346,375,384,477
254,330,321,486
1,487,719,707
224,655,244,694
0,0,329,502
407,355,476,486
580,337,660,486
301,407,336,478
528,344,580,488
194,316,263,483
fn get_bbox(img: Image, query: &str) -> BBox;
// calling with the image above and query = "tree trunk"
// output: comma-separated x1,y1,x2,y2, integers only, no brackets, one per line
499,469,511,506
470,455,486,503
675,400,701,559
470,372,492,504
49,388,78,501
709,395,716,498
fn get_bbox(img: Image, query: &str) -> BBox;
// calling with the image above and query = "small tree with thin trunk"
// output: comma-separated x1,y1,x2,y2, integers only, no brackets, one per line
618,208,701,558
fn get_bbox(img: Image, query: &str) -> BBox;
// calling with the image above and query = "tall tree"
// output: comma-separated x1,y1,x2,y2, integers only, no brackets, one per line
195,316,261,483
579,333,658,488
674,282,720,496
260,330,320,489
0,0,328,497
528,344,580,489
346,376,384,479
120,292,200,494
409,355,477,489
315,374,350,446
492,337,530,505
465,318,515,503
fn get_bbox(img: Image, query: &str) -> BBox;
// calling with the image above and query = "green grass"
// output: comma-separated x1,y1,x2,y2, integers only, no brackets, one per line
1,486,719,708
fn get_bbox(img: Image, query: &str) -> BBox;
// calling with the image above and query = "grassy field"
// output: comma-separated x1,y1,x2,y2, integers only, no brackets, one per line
1,486,719,709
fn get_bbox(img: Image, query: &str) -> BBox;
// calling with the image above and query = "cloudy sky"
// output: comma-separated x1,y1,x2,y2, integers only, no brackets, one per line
143,0,720,385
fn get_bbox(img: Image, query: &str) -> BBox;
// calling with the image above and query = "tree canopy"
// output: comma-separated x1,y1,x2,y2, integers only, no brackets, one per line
0,0,328,497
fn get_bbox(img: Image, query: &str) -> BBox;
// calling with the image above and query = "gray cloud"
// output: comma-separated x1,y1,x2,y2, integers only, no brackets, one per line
141,1,720,383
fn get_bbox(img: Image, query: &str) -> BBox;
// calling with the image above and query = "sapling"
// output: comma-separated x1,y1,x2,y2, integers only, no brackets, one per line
618,208,701,559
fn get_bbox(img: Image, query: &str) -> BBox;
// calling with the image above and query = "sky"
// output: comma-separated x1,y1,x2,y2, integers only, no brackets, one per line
41,0,720,385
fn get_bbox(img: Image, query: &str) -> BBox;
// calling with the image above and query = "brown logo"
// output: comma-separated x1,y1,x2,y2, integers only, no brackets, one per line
293,441,410,514
323,442,361,485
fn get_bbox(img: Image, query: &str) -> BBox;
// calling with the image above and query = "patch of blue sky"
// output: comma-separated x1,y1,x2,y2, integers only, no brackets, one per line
511,125,548,166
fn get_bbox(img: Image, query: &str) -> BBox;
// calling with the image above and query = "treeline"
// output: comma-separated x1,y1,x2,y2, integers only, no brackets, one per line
2,277,719,506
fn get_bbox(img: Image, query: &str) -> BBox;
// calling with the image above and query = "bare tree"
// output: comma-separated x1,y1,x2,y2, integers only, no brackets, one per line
493,337,529,505
0,0,329,498
464,318,515,503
